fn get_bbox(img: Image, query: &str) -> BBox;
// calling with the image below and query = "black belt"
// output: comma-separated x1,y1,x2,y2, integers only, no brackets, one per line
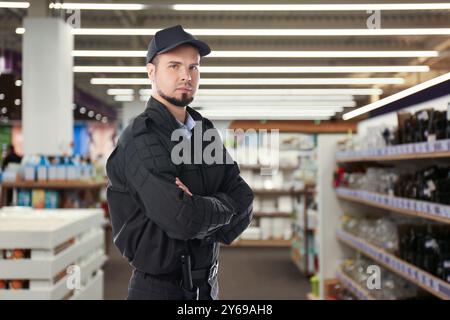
137,262,218,284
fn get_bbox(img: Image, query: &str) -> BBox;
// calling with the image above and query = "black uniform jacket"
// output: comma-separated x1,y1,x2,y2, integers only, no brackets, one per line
106,96,254,278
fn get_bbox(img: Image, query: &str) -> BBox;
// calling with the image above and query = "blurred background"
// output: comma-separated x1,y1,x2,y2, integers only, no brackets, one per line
0,0,449,300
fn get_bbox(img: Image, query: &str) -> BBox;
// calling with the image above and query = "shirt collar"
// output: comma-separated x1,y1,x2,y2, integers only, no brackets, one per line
176,111,196,132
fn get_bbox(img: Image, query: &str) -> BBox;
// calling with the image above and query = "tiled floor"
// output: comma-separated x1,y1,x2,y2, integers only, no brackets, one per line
103,237,310,300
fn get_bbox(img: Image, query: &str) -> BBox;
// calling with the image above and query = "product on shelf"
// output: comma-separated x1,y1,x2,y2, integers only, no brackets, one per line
341,215,450,283
4,249,30,259
340,254,425,300
341,215,399,254
398,224,450,282
17,189,32,207
8,280,29,290
337,106,450,154
32,189,46,209
335,165,450,206
0,280,7,289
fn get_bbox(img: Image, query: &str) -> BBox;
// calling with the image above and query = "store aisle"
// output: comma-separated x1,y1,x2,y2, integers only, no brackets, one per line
104,237,310,300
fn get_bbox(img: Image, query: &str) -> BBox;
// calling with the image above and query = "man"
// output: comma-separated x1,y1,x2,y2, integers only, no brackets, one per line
106,25,254,300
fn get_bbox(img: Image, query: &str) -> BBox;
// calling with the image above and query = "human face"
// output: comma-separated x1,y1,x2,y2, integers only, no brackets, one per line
147,44,200,107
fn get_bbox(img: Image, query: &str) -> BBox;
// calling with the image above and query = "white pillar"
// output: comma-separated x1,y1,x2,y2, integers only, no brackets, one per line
22,17,74,155
121,101,146,129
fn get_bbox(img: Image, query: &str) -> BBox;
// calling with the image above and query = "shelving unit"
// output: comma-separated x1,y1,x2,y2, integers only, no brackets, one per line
336,230,450,300
0,208,106,300
317,87,450,300
335,268,375,300
230,239,291,248
336,187,450,224
0,180,107,207
336,139,450,163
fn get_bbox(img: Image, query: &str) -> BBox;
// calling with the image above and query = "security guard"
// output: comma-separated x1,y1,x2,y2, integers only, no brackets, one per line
106,25,254,300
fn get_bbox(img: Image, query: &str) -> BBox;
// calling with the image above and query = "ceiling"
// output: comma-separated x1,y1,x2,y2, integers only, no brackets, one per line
1,0,450,121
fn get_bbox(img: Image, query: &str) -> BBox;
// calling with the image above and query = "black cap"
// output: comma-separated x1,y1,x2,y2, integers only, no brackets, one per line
146,25,211,64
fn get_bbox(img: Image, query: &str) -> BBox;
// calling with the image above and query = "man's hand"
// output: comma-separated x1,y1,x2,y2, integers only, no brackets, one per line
175,177,193,197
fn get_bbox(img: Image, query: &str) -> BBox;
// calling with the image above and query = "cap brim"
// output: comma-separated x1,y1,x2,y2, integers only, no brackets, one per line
158,39,211,57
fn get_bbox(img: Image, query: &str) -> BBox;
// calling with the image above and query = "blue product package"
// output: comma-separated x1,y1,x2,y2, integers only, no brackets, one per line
45,190,59,208
17,189,32,207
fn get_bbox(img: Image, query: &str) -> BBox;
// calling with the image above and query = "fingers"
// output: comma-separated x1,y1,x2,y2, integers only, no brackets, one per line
175,177,193,197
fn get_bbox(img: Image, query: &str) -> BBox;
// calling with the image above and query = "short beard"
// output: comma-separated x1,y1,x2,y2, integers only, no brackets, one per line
158,89,193,108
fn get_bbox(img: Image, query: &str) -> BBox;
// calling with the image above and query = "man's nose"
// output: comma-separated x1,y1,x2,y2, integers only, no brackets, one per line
179,66,192,82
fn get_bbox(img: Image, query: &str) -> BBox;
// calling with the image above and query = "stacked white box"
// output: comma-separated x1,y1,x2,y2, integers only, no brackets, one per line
0,207,106,300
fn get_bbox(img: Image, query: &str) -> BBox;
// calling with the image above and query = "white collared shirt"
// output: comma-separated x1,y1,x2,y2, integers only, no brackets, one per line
176,111,196,139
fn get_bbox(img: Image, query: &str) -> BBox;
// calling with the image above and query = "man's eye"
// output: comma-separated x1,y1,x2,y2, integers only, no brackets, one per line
191,66,198,70
170,65,178,69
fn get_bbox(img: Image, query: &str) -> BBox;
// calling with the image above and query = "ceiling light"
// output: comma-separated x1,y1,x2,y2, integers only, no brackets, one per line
113,95,135,102
88,111,94,118
191,101,355,108
194,106,344,112
107,89,134,95
72,50,438,58
92,77,403,85
0,2,29,8
173,4,450,11
165,94,356,101
15,80,22,87
49,2,146,10
74,65,429,73
70,28,450,36
79,107,86,114
139,88,383,96
343,72,450,120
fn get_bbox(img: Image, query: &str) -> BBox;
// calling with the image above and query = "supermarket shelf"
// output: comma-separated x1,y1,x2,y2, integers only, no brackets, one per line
240,164,298,171
0,208,104,248
336,139,450,163
336,188,450,225
229,239,291,247
336,269,375,300
336,229,450,300
253,188,314,196
0,230,103,279
253,211,292,218
1,180,107,189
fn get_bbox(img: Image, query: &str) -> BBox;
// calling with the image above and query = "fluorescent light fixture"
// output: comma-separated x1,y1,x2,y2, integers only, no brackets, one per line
193,106,344,112
113,95,135,102
107,89,135,95
197,78,404,85
140,88,382,96
74,65,429,73
191,101,355,108
49,2,146,10
173,4,450,11
71,28,450,36
343,72,450,120
93,78,403,85
0,2,29,8
197,110,333,120
73,50,147,57
18,28,450,36
190,95,356,101
91,78,150,85
71,50,438,58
